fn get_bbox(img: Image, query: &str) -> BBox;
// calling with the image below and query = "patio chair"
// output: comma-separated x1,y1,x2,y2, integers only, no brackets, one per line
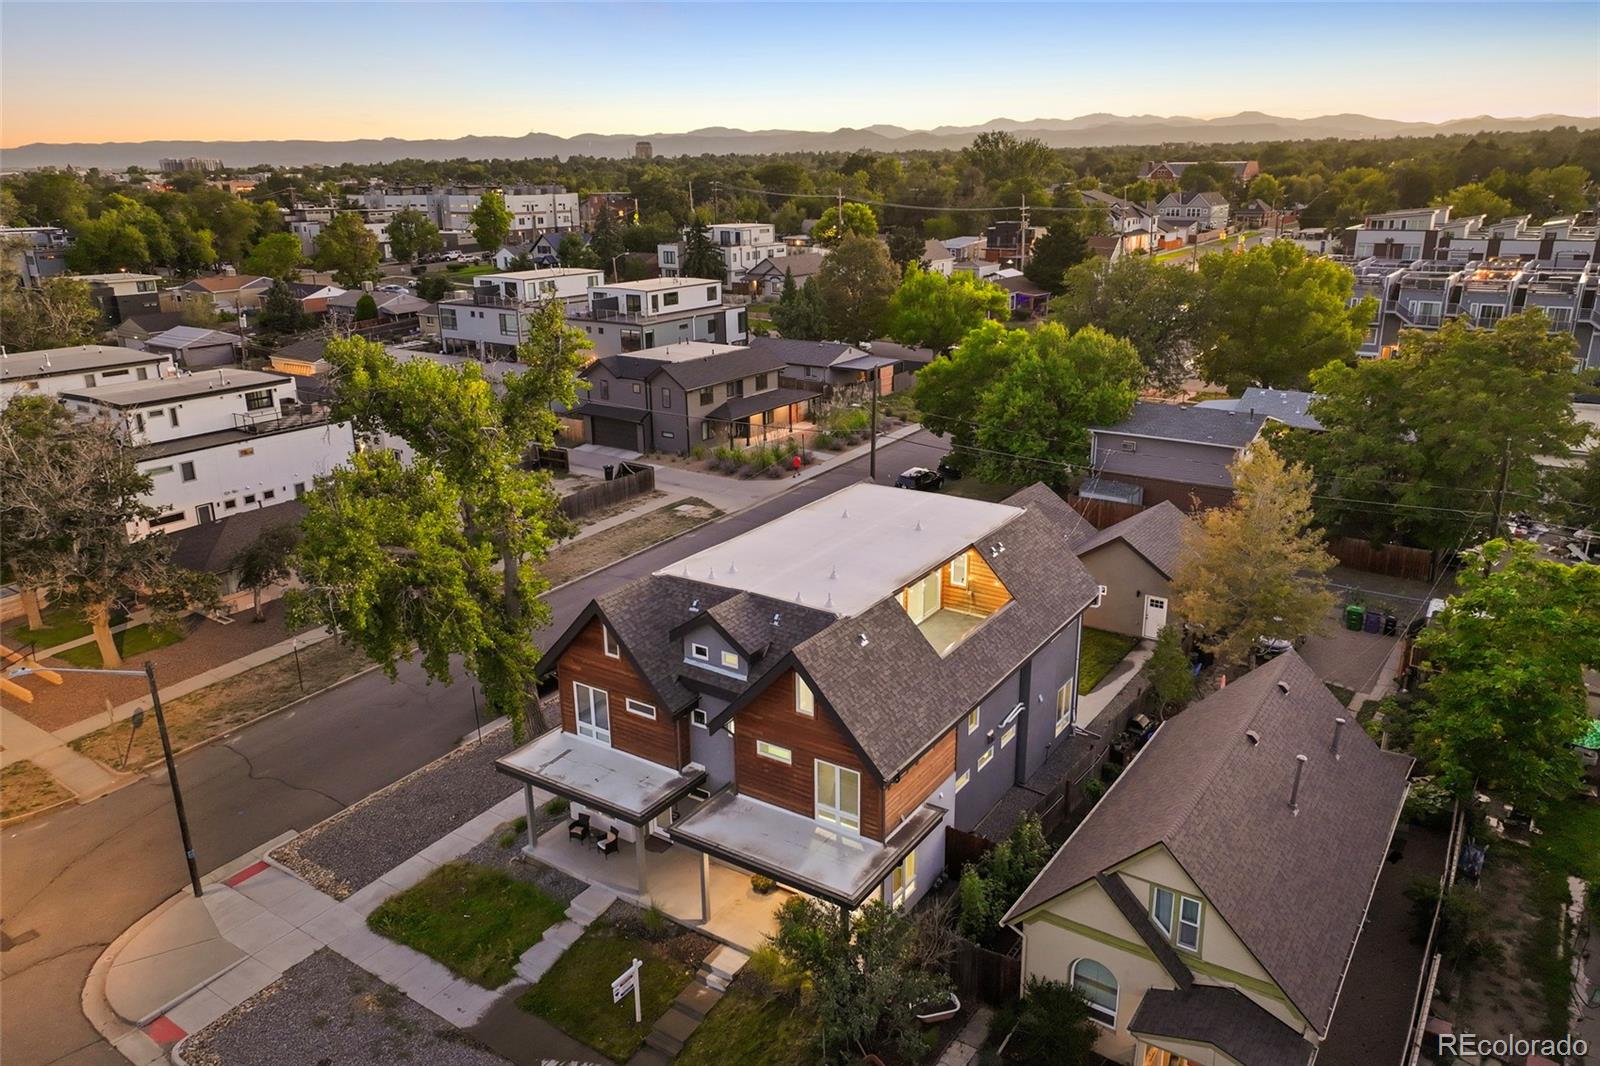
568,812,591,843
596,828,619,858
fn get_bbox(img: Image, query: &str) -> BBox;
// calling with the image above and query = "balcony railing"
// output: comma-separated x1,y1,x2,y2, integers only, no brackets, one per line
232,405,330,434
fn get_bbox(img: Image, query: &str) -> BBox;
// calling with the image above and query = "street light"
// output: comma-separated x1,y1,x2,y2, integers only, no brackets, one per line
6,660,202,898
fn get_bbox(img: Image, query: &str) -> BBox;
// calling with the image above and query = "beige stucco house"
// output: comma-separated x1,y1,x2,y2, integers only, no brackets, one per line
1003,651,1412,1066
1074,501,1190,640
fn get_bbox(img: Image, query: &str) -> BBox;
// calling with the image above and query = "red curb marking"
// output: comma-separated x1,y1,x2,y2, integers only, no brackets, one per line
223,861,270,888
144,1016,186,1044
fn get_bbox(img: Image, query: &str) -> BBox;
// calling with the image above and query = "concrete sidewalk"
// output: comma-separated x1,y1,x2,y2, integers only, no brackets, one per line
1077,641,1155,732
0,704,123,794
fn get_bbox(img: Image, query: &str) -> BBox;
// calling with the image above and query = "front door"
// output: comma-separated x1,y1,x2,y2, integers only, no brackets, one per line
195,503,216,525
1142,596,1168,640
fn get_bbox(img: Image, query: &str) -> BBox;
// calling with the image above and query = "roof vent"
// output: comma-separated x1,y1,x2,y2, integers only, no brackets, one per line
825,592,835,609
1289,754,1308,813
1276,680,1291,696
1245,730,1261,745
857,632,869,648
706,566,716,581
689,598,701,614
727,561,737,575
829,565,838,580
1332,717,1347,759
914,520,923,532
841,508,849,519
770,612,781,627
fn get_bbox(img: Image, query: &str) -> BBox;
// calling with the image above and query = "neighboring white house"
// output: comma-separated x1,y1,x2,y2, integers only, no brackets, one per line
290,217,393,260
1155,191,1230,230
1,346,173,408
438,267,605,357
355,185,579,237
922,238,956,275
566,277,748,357
659,222,785,281
59,369,356,537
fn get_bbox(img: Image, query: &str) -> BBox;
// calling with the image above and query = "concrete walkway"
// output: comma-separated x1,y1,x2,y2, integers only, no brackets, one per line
1077,640,1155,732
88,782,624,1065
0,704,123,792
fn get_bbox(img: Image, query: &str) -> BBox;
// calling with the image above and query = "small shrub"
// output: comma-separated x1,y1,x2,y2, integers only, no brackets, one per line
1403,778,1453,827
813,431,836,450
750,874,778,895
542,797,568,815
743,944,804,994
1083,777,1105,803
641,903,671,938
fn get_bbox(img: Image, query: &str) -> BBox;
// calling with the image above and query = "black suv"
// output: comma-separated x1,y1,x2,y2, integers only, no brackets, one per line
893,467,944,492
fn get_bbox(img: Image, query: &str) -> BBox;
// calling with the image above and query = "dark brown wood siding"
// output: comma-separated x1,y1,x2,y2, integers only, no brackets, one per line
733,669,885,841
556,617,682,770
885,727,955,830
937,549,1010,616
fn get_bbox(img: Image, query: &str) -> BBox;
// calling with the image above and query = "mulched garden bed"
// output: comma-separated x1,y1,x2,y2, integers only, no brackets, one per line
182,948,509,1066
271,726,519,898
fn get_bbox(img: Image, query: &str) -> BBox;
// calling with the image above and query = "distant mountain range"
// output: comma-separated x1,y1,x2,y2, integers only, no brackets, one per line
5,112,1597,170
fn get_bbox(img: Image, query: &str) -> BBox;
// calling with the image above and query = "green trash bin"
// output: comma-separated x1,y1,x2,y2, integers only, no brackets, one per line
1345,603,1365,631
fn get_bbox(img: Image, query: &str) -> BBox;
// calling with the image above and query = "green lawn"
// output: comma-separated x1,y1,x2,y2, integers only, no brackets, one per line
675,977,819,1066
940,477,1022,504
1520,795,1600,1034
9,605,121,650
519,919,700,1061
367,861,567,988
444,264,498,283
56,623,182,668
1080,628,1139,693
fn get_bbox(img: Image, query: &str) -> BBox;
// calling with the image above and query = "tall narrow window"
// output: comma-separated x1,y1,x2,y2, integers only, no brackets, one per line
1177,897,1203,952
573,682,611,744
814,760,861,833
949,553,969,587
794,675,815,717
890,851,916,907
601,623,620,658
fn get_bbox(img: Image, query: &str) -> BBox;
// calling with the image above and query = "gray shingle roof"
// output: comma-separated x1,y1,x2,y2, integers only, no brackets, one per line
1094,448,1235,489
1006,651,1412,1035
1073,500,1190,577
745,336,861,369
703,386,817,422
147,326,241,351
787,499,1098,777
655,347,787,391
169,501,305,574
1195,387,1324,431
1095,402,1267,448
1003,484,1097,548
1130,986,1315,1066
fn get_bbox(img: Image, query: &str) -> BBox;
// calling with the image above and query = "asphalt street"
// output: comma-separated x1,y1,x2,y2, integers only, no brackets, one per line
0,429,948,1066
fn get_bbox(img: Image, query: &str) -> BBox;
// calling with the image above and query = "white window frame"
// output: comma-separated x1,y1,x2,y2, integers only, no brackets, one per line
1070,958,1119,1028
966,708,980,735
977,746,994,771
890,850,916,907
1001,725,1016,748
756,740,792,765
690,708,707,728
572,682,611,744
601,623,620,659
690,642,709,661
794,675,815,717
949,553,969,588
955,769,971,792
624,697,656,720
720,649,740,671
1055,680,1075,735
814,759,862,833
1177,896,1203,952
1151,886,1175,936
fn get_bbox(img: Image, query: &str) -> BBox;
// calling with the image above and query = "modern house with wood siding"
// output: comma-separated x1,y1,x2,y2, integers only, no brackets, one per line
497,481,1100,916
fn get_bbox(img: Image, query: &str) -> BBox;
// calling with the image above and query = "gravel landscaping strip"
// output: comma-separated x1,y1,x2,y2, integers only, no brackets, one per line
461,824,586,906
272,726,519,898
183,949,509,1066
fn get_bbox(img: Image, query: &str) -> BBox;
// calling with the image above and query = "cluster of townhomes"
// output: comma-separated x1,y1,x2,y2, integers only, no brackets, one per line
497,474,1410,1066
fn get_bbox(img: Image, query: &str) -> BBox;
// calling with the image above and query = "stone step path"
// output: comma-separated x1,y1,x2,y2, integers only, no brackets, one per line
629,945,749,1064
514,885,616,985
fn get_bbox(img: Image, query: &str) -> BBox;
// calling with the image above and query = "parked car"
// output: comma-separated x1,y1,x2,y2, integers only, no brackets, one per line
936,455,963,481
894,467,944,492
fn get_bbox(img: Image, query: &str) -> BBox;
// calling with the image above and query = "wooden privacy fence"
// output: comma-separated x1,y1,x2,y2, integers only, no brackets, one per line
557,462,655,520
949,937,1023,1005
1067,494,1144,529
1327,536,1437,582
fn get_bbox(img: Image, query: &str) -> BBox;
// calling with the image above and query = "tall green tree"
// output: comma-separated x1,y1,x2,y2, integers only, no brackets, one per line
556,233,597,268
0,398,218,667
883,265,1007,356
1052,255,1205,390
289,306,592,736
353,292,379,322
0,274,101,352
1289,312,1585,550
1145,623,1197,715
468,190,513,253
231,523,300,622
385,207,442,264
256,279,312,336
961,131,1058,185
1526,164,1590,214
1435,182,1515,221
415,273,453,302
770,269,827,340
811,234,899,343
883,226,926,270
1022,219,1091,295
313,212,381,287
590,209,624,279
679,215,727,281
1171,441,1336,666
1195,241,1375,391
1413,539,1600,811
969,323,1142,487
811,201,878,247
242,231,305,280
65,194,173,272
1010,977,1101,1066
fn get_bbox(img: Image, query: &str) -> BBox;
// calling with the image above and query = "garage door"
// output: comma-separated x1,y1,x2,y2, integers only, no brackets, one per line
590,417,638,450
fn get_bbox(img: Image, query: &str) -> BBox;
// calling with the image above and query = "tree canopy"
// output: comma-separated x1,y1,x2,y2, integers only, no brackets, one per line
1051,255,1204,390
811,234,899,343
1022,216,1093,295
678,215,727,282
883,265,1006,355
770,268,827,341
385,207,443,264
1172,441,1336,666
0,273,100,352
313,212,381,286
811,201,878,247
241,231,304,280
468,190,513,253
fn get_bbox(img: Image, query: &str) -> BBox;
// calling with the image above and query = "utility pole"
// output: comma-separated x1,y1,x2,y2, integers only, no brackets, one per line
147,660,204,897
836,187,844,237
687,180,695,216
1488,436,1512,544
1018,194,1030,273
868,373,879,480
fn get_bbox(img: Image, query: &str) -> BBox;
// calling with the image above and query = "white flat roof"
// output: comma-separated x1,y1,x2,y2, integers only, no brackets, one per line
481,267,601,281
628,341,746,363
68,273,162,284
599,277,719,292
655,482,1022,616
1,345,167,381
497,728,704,821
62,369,287,407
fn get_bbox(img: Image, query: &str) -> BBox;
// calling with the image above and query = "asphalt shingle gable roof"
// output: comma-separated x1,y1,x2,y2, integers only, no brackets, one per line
1002,483,1096,548
1095,401,1267,448
1131,986,1315,1066
1006,651,1412,1035
745,336,860,368
1073,500,1190,577
655,347,787,391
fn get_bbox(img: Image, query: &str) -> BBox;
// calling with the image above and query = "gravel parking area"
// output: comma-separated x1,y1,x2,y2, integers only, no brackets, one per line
183,949,509,1066
272,726,519,898
462,822,587,905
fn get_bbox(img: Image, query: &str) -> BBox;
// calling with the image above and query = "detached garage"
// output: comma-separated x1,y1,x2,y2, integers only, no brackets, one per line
1074,501,1190,640
573,400,647,452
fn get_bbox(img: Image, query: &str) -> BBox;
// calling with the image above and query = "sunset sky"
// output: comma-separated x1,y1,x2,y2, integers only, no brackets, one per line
3,1,1597,148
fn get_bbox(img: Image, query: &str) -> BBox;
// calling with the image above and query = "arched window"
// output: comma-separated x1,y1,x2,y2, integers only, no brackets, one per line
1070,958,1118,1027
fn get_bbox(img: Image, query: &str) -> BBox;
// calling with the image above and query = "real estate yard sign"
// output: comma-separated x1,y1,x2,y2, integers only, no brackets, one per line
612,957,643,1023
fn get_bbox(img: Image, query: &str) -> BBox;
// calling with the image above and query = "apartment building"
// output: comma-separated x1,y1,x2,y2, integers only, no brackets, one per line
566,277,748,358
353,185,579,236
1007,652,1410,1066
1345,207,1599,266
0,226,72,285
573,341,811,453
496,482,1098,915
437,267,605,357
1,345,172,407
59,368,355,536
659,223,786,281
1346,255,1600,367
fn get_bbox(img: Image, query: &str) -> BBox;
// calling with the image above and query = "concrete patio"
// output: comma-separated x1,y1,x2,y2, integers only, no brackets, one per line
525,821,786,951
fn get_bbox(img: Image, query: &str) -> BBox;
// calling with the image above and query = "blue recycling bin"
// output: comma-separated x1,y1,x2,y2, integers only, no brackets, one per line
1363,609,1382,633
